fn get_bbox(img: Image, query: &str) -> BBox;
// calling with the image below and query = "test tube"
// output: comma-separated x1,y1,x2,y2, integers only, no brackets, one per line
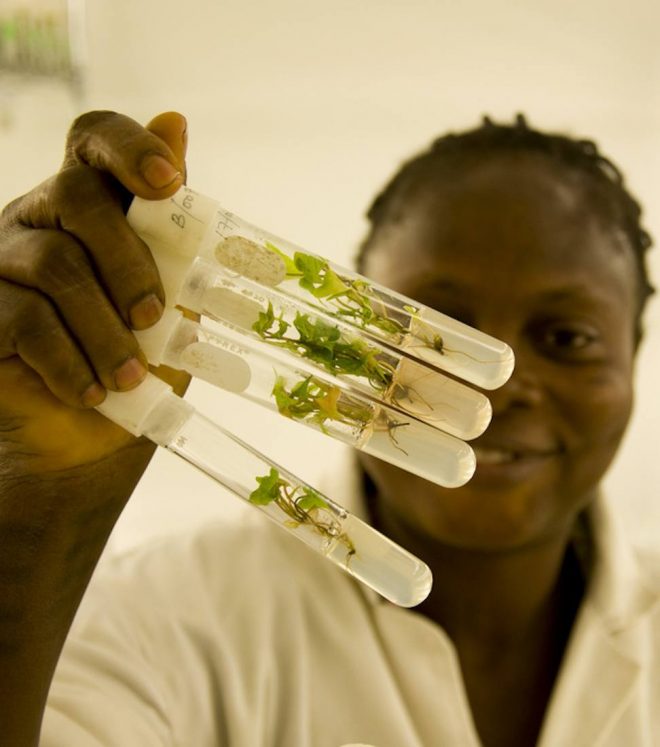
97,374,433,607
169,258,491,442
127,186,515,390
138,310,476,488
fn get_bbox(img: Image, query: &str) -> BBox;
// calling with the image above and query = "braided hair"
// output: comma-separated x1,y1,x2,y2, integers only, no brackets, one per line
357,114,654,343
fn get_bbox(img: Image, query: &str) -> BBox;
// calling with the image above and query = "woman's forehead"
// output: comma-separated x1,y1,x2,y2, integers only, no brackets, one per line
378,150,609,237
363,162,638,312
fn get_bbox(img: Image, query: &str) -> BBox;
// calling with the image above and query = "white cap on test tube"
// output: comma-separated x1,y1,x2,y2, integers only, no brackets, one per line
97,373,193,446
128,188,217,254
129,190,227,309
132,308,184,367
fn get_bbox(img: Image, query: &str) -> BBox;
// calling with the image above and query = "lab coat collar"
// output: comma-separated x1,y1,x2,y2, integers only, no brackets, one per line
538,496,659,746
321,451,660,744
585,495,659,634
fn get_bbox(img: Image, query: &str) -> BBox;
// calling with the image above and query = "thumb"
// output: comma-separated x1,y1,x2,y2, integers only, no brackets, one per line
145,112,188,184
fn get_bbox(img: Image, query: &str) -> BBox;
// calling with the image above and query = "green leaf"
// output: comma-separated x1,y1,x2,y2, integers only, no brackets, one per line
272,376,319,420
373,316,405,336
293,252,325,280
249,467,282,505
316,269,351,298
297,488,329,512
252,302,289,339
272,377,294,417
291,377,312,398
265,241,301,277
252,302,275,336
315,385,341,420
294,252,350,299
293,313,341,352
291,312,316,341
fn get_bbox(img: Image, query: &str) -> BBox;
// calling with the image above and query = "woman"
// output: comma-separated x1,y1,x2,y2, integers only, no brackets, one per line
354,117,657,745
0,112,658,746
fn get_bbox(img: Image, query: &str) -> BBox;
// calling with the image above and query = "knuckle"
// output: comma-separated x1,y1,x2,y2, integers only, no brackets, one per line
108,253,157,292
29,236,94,299
66,110,120,151
48,169,77,216
10,293,89,393
50,165,100,207
50,358,90,398
49,166,111,228
1,194,26,227
12,289,59,340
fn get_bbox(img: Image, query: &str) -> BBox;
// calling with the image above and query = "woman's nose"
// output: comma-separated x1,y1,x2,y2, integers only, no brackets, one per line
485,349,544,416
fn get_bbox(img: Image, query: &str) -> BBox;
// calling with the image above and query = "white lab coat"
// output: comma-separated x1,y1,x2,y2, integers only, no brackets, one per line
42,457,660,746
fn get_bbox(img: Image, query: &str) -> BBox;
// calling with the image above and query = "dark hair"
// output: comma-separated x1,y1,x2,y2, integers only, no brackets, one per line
358,114,654,344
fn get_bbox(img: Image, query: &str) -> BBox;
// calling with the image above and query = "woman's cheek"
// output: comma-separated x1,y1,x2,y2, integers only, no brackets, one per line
558,368,634,481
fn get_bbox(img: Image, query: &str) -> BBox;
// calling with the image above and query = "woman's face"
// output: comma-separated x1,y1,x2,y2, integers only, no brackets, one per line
360,153,638,550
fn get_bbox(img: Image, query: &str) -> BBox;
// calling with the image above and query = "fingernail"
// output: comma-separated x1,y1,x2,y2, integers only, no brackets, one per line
114,357,148,390
130,293,164,329
141,154,181,190
81,382,106,408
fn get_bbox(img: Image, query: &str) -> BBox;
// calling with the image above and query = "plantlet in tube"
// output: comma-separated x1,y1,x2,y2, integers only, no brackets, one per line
252,302,395,391
291,251,407,337
271,375,373,435
417,331,504,365
366,410,411,456
248,467,355,557
272,375,411,456
259,242,491,369
386,370,460,429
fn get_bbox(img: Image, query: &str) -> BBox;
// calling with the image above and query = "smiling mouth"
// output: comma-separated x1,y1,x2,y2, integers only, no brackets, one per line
473,447,557,465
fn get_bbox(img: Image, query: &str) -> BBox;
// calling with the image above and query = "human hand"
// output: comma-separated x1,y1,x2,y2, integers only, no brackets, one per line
0,110,190,476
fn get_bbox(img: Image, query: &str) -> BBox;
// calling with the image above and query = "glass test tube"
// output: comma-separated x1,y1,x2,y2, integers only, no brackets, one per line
147,312,476,489
170,414,432,608
127,186,514,390
99,377,433,608
211,231,514,390
176,257,491,443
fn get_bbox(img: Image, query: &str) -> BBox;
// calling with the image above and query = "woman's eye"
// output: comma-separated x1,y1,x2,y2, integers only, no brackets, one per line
547,328,593,348
536,324,600,358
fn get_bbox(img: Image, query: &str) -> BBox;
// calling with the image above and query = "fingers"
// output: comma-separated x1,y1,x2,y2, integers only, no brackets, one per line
145,112,188,185
0,279,102,408
7,166,167,330
0,110,190,412
63,110,186,199
0,225,150,394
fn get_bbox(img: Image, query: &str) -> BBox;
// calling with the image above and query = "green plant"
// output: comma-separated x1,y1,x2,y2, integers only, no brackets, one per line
271,375,373,435
263,242,408,337
272,374,411,457
252,302,395,391
290,251,407,337
248,467,355,557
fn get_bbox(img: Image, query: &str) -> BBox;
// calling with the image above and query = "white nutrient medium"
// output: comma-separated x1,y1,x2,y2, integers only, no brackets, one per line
358,410,476,489
203,287,264,330
179,342,252,393
388,357,492,441
215,236,286,287
325,513,433,607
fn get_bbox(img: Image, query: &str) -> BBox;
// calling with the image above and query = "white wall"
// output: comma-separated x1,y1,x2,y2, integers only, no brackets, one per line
1,0,659,548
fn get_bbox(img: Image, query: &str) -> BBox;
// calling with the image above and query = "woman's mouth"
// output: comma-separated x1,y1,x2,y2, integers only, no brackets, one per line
471,444,559,480
472,447,521,465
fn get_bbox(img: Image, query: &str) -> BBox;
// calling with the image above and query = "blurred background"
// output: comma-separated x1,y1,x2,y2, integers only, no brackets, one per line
1,0,659,550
